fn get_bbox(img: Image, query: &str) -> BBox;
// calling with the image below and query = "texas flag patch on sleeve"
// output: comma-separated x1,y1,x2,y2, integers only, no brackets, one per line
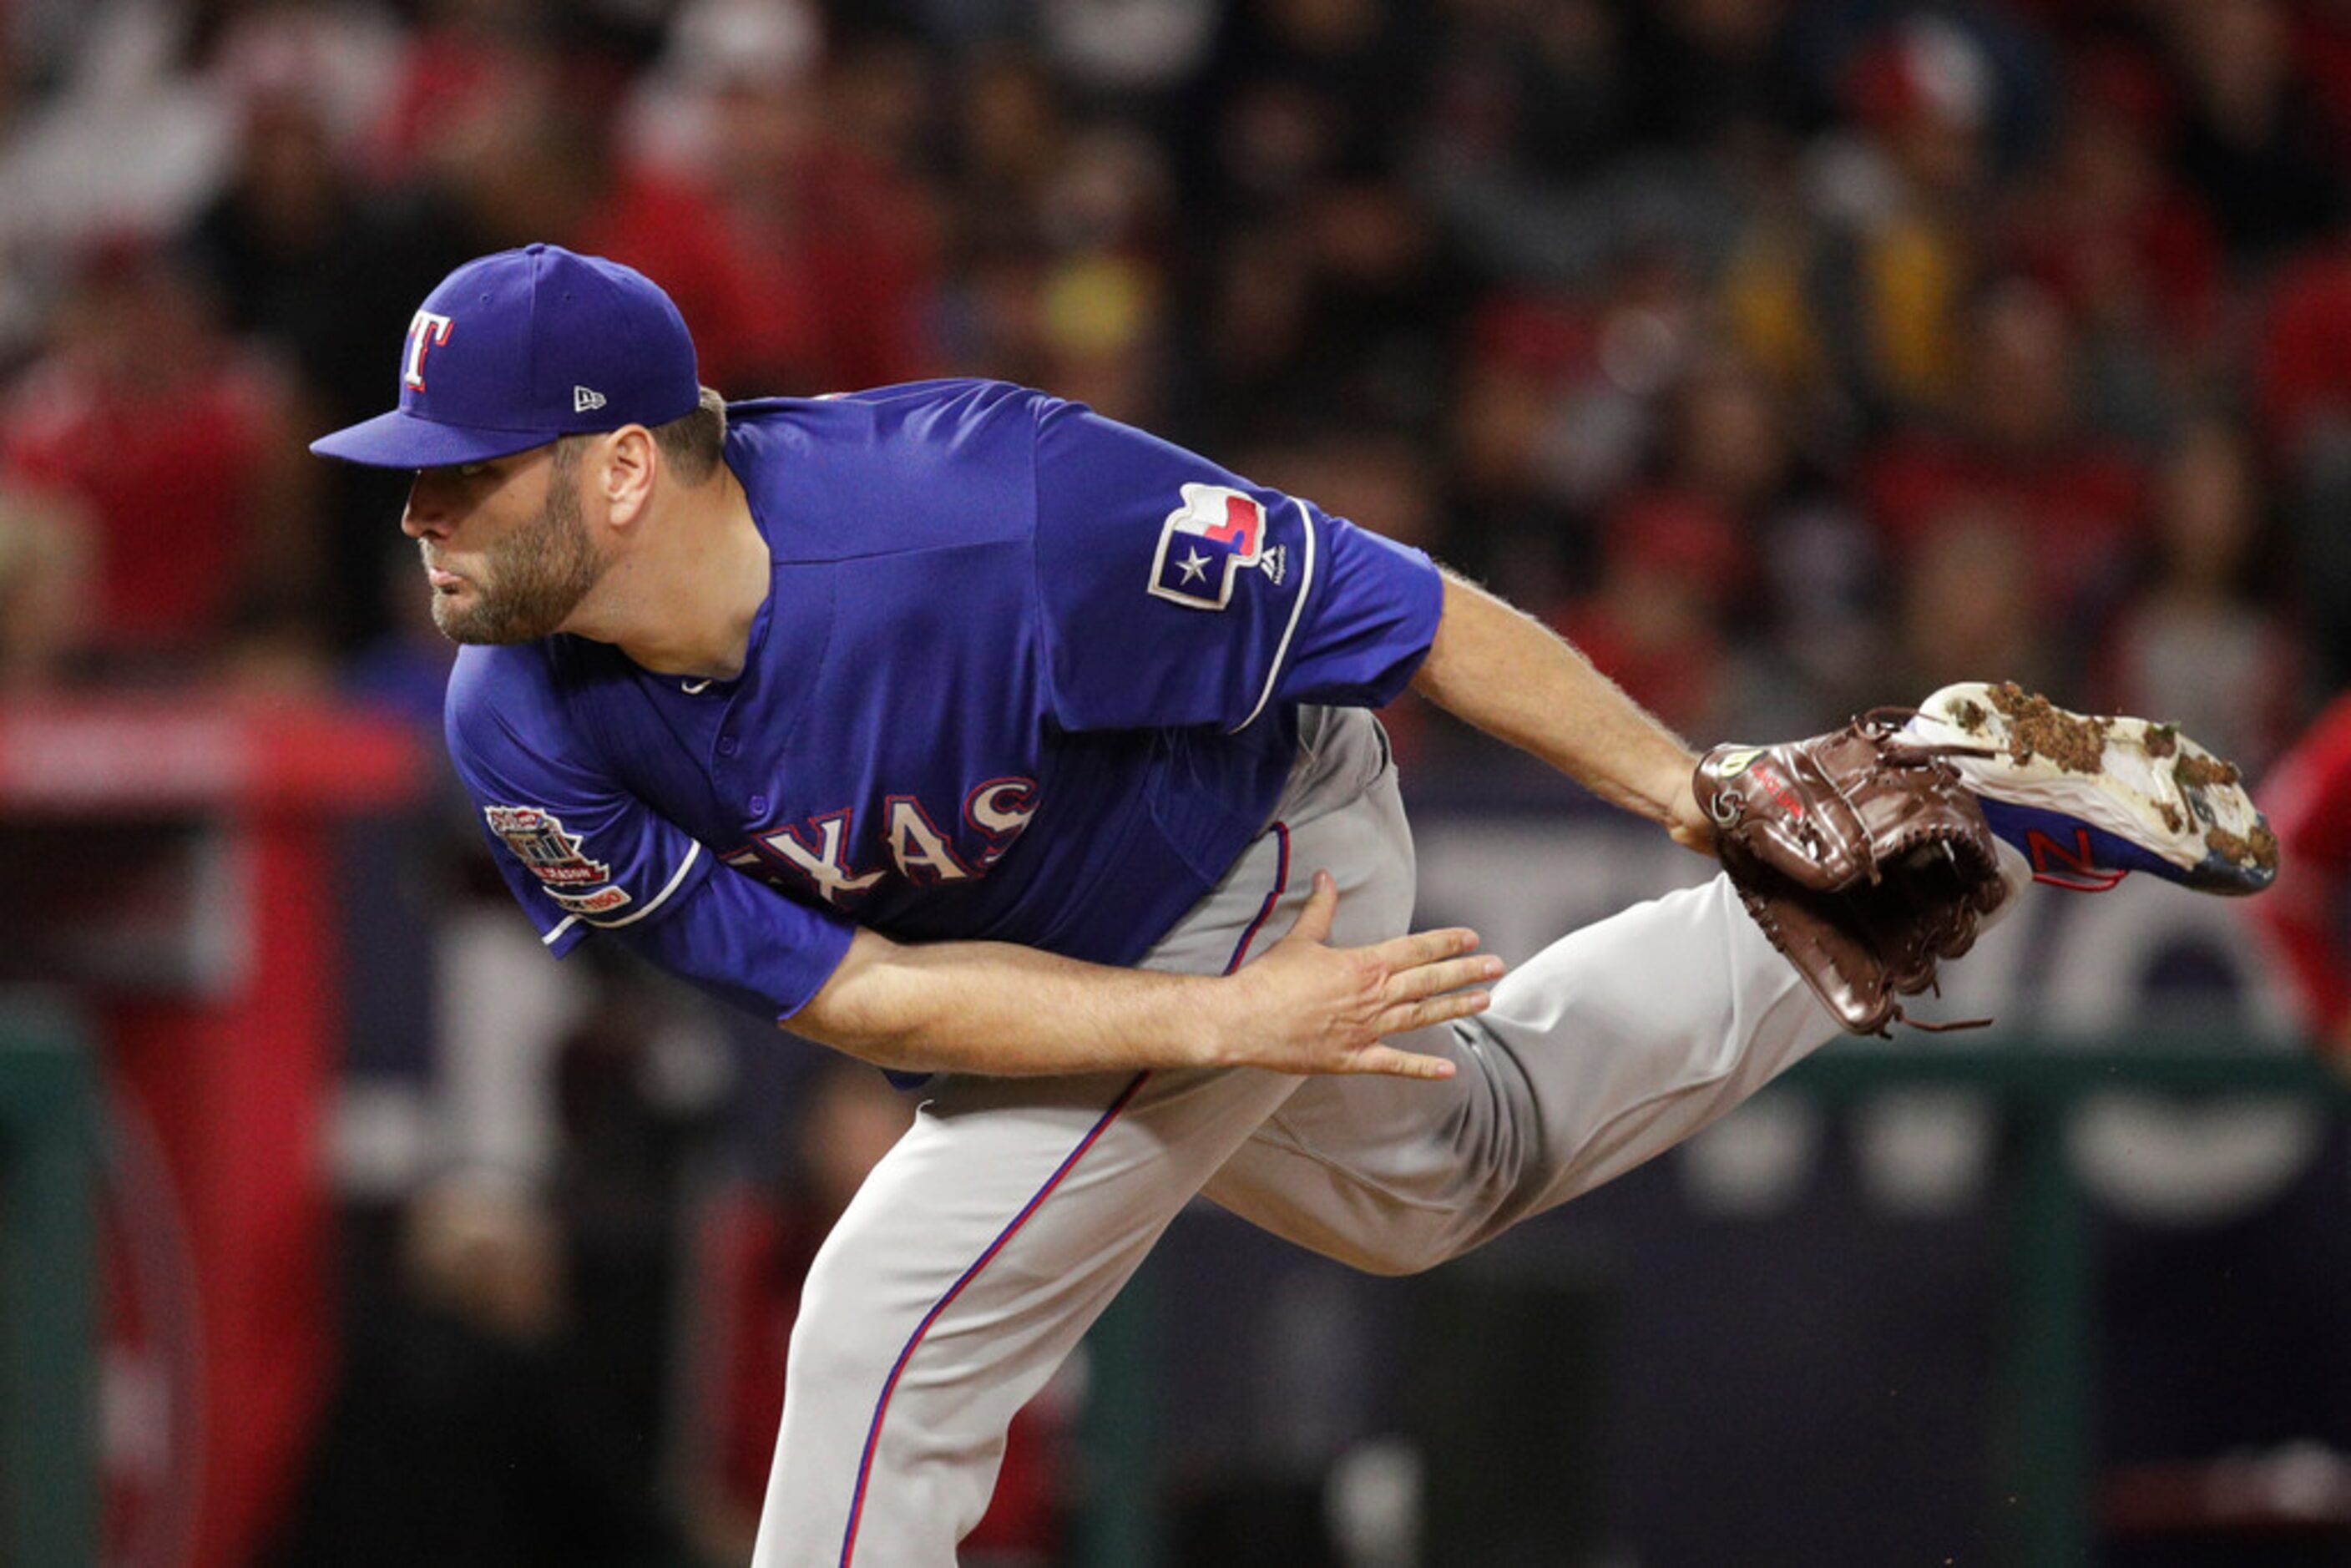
1148,483,1286,610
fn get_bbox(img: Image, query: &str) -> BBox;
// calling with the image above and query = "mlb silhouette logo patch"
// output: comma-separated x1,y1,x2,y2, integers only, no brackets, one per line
1149,483,1275,610
484,805,611,888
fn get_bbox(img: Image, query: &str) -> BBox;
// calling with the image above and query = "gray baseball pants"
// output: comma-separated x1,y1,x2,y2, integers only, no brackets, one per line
752,708,1841,1565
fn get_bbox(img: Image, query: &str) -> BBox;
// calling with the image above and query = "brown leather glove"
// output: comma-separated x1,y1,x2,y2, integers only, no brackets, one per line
1693,715,2010,1035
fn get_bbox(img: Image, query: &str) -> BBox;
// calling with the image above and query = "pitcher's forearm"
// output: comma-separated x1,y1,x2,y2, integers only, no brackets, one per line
791,933,1221,1076
787,886,1494,1081
1409,569,1697,827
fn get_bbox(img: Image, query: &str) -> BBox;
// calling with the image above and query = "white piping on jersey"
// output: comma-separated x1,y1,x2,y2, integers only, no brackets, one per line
1230,497,1317,735
587,840,703,928
538,841,705,945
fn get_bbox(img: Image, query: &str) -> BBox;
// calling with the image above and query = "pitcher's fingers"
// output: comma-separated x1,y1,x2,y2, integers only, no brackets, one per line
1349,1043,1459,1080
1366,924,1481,970
1380,987,1493,1037
1280,870,1339,946
1388,953,1504,1001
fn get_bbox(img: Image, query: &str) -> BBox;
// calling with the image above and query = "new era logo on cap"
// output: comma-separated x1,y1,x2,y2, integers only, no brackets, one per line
308,244,701,470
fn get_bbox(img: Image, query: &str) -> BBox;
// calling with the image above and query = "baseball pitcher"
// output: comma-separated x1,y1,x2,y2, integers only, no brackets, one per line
312,245,2277,1565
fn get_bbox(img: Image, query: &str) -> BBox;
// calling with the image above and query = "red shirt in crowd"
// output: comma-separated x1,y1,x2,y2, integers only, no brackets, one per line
582,151,938,397
1862,430,2146,609
2252,690,2351,1051
2255,239,2351,459
0,350,285,656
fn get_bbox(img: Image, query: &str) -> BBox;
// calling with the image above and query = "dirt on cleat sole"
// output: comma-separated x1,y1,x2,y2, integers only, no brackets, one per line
1911,681,2279,894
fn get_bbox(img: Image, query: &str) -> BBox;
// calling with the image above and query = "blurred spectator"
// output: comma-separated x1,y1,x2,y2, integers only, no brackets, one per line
1190,162,1467,448
185,80,360,352
1444,291,1597,598
1861,276,2147,641
2251,689,2351,1060
2001,44,2223,435
0,480,94,687
677,1060,1068,1563
200,0,402,154
1509,242,1702,503
1554,490,1740,737
1037,0,1218,99
1158,0,1475,445
1726,14,2005,423
549,964,735,1523
1643,349,1888,731
2091,413,2303,773
2295,0,2351,157
366,0,564,189
0,233,321,681
166,4,402,412
0,0,235,355
270,1171,675,1568
606,0,941,393
1185,0,1425,221
1418,0,1762,289
2252,221,2351,681
1027,124,1174,424
2163,0,2344,269
2255,213,2351,459
1893,503,2058,698
1620,0,1797,152
1416,0,1634,280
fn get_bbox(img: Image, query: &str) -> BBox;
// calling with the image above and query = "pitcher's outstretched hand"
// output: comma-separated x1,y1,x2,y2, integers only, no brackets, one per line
1217,871,1500,1080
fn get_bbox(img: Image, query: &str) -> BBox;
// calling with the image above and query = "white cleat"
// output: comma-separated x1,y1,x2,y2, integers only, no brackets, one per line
1903,682,2278,896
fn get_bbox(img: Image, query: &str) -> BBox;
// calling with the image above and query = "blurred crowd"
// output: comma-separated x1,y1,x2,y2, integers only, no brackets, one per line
0,0,2347,769
9,0,2351,1560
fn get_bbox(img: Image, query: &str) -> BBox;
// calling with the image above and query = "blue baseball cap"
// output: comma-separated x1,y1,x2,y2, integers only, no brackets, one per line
310,243,700,469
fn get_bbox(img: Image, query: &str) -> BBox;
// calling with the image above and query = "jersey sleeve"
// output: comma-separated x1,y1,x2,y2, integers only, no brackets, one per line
1029,397,1443,732
445,648,854,1019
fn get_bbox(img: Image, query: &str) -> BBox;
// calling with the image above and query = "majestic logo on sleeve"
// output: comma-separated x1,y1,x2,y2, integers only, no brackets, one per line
403,310,455,390
1148,484,1285,610
483,805,612,888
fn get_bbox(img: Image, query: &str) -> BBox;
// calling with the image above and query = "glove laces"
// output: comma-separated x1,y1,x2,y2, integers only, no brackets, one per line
1853,706,2002,771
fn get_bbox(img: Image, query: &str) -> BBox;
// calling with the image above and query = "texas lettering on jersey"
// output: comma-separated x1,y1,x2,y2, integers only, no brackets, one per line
724,777,1040,906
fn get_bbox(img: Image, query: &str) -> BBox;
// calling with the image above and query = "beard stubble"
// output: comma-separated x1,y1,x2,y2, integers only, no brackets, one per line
431,445,603,645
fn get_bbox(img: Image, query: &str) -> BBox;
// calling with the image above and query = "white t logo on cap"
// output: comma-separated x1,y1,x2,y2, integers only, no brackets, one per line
403,310,454,391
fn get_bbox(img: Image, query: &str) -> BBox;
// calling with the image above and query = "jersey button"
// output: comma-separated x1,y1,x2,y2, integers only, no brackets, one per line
718,735,739,756
748,794,769,816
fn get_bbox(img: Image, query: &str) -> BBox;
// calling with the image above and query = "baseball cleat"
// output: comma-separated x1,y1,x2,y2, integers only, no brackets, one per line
1899,681,2278,896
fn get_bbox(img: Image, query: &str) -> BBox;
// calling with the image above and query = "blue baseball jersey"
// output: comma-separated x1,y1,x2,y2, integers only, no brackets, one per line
446,379,1443,1021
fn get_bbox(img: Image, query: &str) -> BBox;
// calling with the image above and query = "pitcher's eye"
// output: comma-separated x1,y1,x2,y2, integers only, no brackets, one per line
458,462,488,478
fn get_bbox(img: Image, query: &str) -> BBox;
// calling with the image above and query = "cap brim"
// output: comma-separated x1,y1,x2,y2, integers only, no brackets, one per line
309,408,558,469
